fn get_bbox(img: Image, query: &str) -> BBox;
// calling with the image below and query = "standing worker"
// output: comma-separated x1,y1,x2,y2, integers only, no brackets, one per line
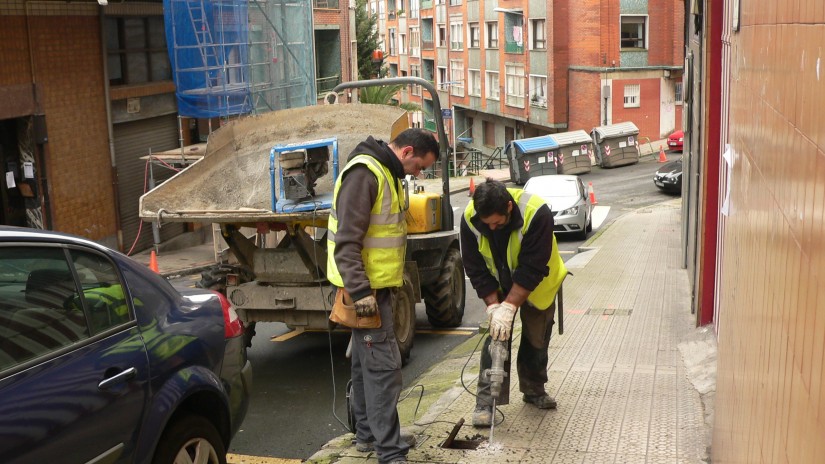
460,179,567,427
327,128,439,463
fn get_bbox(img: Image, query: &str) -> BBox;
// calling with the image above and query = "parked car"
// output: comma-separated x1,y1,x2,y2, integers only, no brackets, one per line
0,227,251,464
667,130,684,151
654,159,683,194
523,174,592,240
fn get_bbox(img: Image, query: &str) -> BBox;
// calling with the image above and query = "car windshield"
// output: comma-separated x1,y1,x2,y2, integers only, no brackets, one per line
526,178,579,197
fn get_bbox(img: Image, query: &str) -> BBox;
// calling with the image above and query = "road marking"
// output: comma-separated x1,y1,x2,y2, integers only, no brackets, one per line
591,205,611,230
227,454,301,464
270,328,305,342
559,250,575,255
415,329,476,335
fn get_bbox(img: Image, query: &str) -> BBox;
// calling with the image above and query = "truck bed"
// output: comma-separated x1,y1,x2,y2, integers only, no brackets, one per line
139,104,409,224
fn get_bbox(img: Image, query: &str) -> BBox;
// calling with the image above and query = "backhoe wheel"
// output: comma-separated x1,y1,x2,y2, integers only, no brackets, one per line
423,248,466,327
392,277,416,364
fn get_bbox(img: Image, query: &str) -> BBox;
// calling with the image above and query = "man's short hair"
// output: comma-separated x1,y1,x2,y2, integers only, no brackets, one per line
473,179,511,217
391,128,440,160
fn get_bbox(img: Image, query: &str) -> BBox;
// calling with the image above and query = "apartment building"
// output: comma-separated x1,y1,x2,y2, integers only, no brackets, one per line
374,0,684,158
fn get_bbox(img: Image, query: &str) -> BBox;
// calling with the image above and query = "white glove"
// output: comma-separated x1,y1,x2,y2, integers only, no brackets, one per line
354,295,378,317
489,302,517,341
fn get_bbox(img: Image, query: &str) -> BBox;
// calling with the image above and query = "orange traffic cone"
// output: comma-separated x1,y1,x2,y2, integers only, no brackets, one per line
468,177,476,197
149,250,159,273
588,182,598,205
658,146,669,163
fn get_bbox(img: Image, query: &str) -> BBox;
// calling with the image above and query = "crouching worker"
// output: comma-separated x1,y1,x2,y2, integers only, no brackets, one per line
460,179,567,427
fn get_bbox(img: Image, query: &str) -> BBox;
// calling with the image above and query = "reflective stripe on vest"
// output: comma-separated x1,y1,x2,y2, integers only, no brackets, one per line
464,188,567,308
326,155,407,288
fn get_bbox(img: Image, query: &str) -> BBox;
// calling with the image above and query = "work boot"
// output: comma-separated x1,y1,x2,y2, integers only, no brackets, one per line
523,393,557,409
355,430,417,452
472,405,493,428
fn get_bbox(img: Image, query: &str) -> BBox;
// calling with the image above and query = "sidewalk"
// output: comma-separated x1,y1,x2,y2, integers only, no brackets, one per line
307,198,715,464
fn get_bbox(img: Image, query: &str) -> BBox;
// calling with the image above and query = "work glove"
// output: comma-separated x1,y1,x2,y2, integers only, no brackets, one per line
354,295,378,318
488,302,518,341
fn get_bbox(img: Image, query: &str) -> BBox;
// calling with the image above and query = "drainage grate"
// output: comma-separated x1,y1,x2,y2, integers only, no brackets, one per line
586,308,633,316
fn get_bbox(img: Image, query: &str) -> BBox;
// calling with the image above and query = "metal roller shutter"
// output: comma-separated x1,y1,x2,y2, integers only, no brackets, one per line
113,114,185,253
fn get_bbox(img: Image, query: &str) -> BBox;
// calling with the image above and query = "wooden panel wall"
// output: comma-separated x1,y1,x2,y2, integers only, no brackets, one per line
713,0,825,462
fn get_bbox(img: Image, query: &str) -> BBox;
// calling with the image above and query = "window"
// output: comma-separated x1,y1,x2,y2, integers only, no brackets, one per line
624,84,640,108
410,27,421,56
410,64,422,95
437,24,447,47
450,60,464,96
70,250,131,335
530,19,546,50
389,64,399,77
450,21,464,50
620,16,647,49
399,33,407,54
389,28,397,55
505,64,525,107
468,23,480,48
483,120,496,146
468,69,481,96
503,12,524,54
486,71,500,100
421,19,434,49
449,0,461,5
529,75,547,108
106,17,171,86
486,21,498,48
410,0,420,18
437,66,448,89
675,82,683,104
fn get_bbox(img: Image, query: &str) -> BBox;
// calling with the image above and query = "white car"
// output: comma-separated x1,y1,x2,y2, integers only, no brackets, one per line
523,175,592,240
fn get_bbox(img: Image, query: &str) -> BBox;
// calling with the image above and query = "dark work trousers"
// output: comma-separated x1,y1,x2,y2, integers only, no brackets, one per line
476,300,556,407
350,288,407,463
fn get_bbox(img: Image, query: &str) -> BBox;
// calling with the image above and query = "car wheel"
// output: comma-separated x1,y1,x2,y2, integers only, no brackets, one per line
153,415,226,464
423,248,466,328
392,276,416,364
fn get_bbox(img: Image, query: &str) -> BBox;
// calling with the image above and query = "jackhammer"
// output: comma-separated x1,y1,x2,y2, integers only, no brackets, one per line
482,339,509,443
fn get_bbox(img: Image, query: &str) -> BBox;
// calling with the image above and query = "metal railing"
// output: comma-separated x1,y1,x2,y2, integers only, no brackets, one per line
316,75,340,94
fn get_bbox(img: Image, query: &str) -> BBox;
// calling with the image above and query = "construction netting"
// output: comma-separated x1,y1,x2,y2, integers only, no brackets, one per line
164,0,317,118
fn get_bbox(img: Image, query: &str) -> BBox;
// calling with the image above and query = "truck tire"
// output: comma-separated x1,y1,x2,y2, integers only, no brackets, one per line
393,277,416,363
423,248,465,327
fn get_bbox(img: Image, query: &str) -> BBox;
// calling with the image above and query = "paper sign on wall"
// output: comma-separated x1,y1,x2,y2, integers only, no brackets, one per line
6,172,16,189
23,162,34,179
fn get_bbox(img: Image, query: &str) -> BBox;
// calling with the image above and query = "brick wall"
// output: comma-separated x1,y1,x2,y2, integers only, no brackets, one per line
568,71,601,133
611,78,660,140
0,13,116,240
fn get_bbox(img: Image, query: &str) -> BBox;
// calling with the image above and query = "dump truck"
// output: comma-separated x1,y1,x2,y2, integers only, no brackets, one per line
139,78,466,360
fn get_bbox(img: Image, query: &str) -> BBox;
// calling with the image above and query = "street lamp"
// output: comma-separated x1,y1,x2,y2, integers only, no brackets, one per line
439,80,463,177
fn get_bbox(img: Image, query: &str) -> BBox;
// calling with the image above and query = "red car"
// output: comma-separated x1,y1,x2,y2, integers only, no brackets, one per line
667,130,684,151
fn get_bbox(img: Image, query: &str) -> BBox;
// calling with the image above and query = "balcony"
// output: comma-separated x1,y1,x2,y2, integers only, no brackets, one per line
421,0,433,8
313,0,339,8
504,41,524,54
316,75,340,94
422,40,434,50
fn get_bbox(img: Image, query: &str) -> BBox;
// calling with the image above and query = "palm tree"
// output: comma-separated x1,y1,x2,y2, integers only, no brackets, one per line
358,84,421,112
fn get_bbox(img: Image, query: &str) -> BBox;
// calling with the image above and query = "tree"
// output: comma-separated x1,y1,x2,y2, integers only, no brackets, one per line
355,0,380,79
358,84,421,112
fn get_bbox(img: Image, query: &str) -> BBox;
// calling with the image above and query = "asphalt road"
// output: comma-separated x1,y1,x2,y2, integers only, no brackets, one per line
222,152,682,461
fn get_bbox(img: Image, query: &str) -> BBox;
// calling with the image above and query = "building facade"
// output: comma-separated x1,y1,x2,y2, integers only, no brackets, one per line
372,0,684,162
1,0,353,253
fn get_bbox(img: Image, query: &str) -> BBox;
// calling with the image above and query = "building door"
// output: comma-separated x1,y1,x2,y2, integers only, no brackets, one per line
113,114,184,253
0,119,32,228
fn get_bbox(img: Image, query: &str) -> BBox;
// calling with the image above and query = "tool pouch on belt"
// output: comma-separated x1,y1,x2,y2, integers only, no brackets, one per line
329,287,382,329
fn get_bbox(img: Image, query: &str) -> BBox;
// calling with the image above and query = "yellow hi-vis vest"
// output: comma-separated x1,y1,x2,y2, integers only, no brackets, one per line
326,155,407,289
464,188,567,309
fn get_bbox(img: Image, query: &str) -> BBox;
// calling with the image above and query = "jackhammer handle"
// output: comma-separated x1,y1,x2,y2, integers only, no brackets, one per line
557,283,564,335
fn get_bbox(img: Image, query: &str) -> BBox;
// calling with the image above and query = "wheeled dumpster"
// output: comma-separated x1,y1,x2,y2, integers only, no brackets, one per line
550,130,594,175
591,122,640,168
506,135,560,184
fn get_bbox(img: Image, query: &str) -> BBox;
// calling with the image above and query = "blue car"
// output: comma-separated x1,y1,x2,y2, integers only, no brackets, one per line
0,227,251,464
